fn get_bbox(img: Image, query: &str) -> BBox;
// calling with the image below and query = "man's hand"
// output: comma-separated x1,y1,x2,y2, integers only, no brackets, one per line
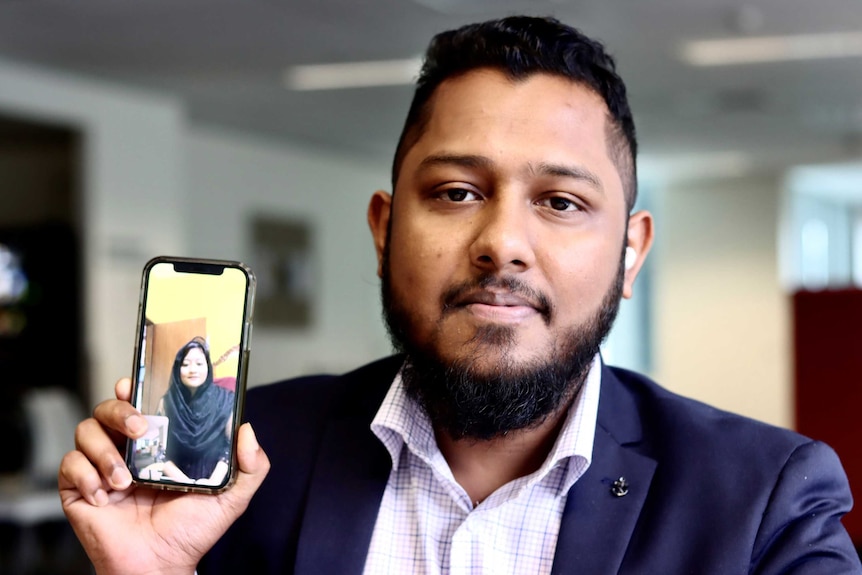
58,378,270,575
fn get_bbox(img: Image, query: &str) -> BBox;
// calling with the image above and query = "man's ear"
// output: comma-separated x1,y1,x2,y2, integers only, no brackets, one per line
367,190,392,278
622,210,654,299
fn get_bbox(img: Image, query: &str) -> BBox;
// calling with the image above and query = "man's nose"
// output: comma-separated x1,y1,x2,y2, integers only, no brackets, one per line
468,195,536,273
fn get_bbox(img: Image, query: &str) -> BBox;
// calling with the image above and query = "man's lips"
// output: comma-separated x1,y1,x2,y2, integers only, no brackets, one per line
453,289,539,309
442,276,552,324
450,289,544,322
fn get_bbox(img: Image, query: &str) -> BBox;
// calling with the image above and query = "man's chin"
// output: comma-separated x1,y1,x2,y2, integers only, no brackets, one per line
431,321,534,359
399,346,583,441
434,351,540,379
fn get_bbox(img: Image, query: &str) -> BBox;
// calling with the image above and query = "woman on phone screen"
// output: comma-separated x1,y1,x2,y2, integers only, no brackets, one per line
157,336,233,485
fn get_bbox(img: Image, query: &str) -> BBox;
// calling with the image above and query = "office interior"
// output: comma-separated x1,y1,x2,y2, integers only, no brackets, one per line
0,1,861,573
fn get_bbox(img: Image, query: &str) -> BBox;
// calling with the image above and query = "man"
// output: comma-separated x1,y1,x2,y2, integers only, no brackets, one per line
60,16,861,574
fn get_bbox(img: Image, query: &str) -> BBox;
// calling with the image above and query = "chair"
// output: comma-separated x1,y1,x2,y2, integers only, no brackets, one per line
0,387,86,573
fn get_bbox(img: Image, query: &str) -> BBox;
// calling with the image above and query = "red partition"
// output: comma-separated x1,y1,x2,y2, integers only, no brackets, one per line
794,289,862,543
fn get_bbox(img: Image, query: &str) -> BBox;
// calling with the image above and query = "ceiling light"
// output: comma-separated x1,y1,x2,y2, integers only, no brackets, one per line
680,31,862,66
284,57,423,91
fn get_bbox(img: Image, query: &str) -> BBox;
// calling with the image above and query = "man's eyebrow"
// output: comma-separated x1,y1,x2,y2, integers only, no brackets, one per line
417,153,494,171
532,162,605,193
416,154,605,194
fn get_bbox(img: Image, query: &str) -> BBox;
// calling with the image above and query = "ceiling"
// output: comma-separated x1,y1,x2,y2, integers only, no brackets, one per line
1,0,861,182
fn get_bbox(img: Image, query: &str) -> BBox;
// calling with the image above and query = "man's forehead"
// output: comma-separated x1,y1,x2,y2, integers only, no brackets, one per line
402,70,621,184
413,72,607,153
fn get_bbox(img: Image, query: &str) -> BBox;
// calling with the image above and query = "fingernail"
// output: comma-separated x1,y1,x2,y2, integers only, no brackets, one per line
246,423,260,451
93,489,109,506
110,465,131,488
126,414,146,435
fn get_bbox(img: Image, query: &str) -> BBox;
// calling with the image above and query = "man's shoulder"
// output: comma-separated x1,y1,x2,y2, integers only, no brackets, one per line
243,355,402,428
595,364,859,573
603,364,813,459
247,354,402,397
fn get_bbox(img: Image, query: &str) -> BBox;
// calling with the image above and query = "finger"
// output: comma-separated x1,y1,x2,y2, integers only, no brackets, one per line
92,397,148,439
114,377,133,402
220,423,270,511
236,423,270,476
58,449,111,507
74,417,134,491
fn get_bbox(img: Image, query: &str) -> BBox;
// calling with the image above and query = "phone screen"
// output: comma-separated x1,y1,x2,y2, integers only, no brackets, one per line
126,257,255,494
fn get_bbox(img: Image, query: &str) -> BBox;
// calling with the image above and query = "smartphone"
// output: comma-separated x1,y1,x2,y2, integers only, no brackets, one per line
125,256,255,494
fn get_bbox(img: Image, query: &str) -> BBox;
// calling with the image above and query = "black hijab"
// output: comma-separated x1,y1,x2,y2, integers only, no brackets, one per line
162,337,234,479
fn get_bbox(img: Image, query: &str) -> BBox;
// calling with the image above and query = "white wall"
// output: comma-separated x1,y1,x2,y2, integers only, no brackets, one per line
185,128,392,386
652,174,792,428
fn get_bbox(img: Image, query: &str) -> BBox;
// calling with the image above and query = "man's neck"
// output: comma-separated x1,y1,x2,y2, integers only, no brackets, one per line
435,397,574,506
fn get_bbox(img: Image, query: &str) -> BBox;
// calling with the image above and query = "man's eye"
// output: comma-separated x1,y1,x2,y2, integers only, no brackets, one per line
442,188,476,202
546,197,579,211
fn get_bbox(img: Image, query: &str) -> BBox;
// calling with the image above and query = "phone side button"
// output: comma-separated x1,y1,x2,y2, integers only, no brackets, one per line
243,322,253,349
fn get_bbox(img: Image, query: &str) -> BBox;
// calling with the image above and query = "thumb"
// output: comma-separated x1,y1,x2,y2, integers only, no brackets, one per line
236,422,269,477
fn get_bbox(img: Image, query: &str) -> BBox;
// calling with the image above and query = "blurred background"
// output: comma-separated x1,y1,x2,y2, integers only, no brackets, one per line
0,0,861,572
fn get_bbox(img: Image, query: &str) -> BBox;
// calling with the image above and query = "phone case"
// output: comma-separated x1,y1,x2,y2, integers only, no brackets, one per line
125,256,256,494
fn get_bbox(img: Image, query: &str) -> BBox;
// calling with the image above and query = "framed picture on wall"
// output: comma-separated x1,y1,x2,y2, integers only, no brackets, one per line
250,215,314,328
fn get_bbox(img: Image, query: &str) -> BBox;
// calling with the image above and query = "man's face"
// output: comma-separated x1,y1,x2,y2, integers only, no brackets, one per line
369,69,651,438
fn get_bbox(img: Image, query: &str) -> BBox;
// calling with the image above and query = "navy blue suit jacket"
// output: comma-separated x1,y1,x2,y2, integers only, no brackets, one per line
200,356,861,574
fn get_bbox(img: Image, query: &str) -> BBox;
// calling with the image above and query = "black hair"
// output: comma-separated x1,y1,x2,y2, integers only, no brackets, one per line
391,15,638,211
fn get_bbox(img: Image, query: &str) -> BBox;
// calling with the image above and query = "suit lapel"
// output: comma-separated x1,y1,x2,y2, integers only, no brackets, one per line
294,357,400,575
551,365,657,575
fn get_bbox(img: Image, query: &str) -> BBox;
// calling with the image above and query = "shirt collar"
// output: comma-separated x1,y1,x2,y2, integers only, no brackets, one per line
371,354,602,489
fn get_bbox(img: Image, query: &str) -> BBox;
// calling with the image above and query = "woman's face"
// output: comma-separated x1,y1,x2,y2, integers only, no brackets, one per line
180,346,209,389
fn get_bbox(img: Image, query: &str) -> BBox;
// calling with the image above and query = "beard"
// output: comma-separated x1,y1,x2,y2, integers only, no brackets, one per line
381,240,626,442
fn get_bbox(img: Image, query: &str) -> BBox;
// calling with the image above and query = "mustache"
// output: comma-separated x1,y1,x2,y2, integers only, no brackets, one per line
441,274,553,324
